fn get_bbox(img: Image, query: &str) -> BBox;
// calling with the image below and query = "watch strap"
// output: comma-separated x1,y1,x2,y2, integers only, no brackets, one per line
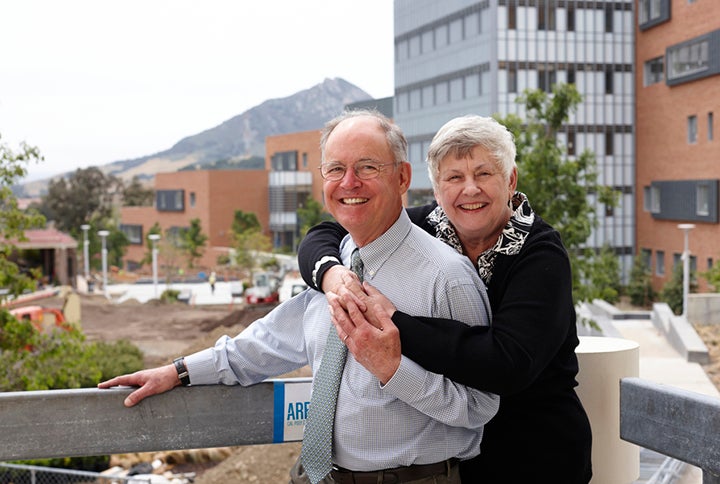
173,357,191,386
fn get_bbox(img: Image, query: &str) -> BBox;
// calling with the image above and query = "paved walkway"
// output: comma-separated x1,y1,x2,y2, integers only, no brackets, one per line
583,308,718,484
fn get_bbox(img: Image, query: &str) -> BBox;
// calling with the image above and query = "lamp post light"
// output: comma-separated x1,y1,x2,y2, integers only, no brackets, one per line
149,234,161,298
677,223,696,318
80,224,90,284
98,230,110,299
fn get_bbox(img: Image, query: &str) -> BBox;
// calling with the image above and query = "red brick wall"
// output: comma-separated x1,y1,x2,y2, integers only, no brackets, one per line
635,0,720,291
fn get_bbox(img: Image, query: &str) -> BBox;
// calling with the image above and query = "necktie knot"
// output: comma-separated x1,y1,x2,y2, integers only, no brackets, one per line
351,248,364,282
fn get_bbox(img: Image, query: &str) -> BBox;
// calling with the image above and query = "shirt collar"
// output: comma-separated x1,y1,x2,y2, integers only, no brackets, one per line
340,209,411,280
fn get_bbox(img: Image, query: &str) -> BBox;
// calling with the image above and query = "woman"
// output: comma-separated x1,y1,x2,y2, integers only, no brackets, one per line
297,115,592,483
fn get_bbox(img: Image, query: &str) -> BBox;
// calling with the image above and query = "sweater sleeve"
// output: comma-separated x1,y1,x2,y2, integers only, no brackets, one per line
297,203,437,291
297,221,347,291
394,226,576,396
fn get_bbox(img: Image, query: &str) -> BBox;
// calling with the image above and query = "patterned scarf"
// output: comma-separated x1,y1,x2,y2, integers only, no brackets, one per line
427,191,535,285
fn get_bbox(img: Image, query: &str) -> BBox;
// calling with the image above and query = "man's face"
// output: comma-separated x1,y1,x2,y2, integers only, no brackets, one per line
322,116,411,247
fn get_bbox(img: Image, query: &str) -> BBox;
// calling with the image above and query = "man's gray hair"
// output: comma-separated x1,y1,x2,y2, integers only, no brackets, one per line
320,109,408,165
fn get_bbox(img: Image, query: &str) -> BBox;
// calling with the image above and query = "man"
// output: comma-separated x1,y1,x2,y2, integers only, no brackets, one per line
99,110,498,484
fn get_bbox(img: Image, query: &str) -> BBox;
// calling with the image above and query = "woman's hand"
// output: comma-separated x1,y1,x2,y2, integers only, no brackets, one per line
329,282,400,384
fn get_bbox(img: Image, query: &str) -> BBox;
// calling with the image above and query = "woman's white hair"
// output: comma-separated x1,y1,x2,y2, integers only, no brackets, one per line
427,115,516,191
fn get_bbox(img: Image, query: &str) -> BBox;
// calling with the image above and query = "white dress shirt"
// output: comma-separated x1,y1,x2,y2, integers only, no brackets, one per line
185,209,498,471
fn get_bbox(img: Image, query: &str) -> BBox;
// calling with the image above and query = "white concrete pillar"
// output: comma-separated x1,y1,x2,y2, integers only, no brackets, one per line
576,336,640,484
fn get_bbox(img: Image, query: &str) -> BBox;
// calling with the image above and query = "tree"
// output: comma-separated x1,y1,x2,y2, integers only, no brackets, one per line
627,255,656,307
587,244,622,304
39,167,121,234
0,137,46,301
660,263,697,315
298,196,332,239
232,209,262,235
122,176,154,207
495,84,617,306
180,218,208,269
230,210,271,279
140,222,163,267
703,259,720,292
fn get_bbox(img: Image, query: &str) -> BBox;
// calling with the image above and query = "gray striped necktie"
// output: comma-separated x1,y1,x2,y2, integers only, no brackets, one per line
300,248,363,483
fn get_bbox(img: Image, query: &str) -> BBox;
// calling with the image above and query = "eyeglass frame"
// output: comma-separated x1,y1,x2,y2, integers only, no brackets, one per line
319,159,400,181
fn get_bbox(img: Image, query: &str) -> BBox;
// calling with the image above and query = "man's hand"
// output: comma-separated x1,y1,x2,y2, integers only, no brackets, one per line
329,282,401,384
98,364,181,407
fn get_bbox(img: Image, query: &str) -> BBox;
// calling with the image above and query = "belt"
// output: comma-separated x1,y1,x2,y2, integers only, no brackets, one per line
330,459,457,484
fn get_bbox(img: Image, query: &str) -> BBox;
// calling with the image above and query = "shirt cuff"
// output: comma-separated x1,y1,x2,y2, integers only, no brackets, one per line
380,355,427,400
184,347,222,386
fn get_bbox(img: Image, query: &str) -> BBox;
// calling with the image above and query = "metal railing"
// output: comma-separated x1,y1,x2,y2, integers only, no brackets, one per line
620,378,720,484
0,378,719,482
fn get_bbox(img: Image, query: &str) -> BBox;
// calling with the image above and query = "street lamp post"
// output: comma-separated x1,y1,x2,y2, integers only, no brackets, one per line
149,234,161,298
98,230,110,299
677,223,695,318
80,224,90,287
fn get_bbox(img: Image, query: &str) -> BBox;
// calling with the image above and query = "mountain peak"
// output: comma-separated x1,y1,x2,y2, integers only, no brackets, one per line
17,78,373,197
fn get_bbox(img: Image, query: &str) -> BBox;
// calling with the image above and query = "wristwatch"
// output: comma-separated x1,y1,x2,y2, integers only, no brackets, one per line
173,357,191,386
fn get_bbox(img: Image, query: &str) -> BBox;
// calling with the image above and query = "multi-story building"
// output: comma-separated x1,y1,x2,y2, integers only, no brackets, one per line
393,0,635,279
265,130,324,252
120,169,269,272
264,98,394,252
636,0,720,292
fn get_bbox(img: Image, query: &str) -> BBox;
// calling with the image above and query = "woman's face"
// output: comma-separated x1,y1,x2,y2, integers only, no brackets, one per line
434,145,517,251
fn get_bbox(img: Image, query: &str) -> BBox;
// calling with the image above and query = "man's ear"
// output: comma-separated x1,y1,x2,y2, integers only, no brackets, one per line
398,162,412,194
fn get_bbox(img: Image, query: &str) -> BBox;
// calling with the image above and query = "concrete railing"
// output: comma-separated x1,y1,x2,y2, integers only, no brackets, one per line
1,377,720,483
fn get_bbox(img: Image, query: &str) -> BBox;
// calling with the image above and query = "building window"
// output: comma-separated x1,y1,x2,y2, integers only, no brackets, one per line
656,250,665,276
644,185,660,213
605,131,614,156
641,248,652,270
508,2,516,29
538,67,556,93
508,65,517,93
538,1,556,31
688,115,698,143
567,4,575,32
271,151,298,171
567,131,576,156
605,4,614,33
605,66,614,94
697,184,710,216
644,56,664,86
302,153,308,168
639,0,668,26
120,224,143,245
156,190,185,212
709,112,714,141
668,38,709,81
709,258,714,270
189,192,196,208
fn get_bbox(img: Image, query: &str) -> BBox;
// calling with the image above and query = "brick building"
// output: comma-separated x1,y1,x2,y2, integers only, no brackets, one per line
636,0,720,291
120,169,268,272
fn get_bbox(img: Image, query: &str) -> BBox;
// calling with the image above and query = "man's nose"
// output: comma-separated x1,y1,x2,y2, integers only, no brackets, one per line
339,167,361,187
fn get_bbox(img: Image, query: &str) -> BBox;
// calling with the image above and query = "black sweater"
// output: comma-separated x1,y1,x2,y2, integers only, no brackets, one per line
298,203,592,483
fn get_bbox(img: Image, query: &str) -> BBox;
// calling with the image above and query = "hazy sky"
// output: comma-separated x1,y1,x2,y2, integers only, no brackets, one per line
0,1,395,182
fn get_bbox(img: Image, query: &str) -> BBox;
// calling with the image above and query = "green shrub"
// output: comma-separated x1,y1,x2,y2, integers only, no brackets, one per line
160,288,181,303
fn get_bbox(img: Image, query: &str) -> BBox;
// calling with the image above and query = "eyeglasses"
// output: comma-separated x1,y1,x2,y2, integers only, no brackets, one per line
319,160,397,181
